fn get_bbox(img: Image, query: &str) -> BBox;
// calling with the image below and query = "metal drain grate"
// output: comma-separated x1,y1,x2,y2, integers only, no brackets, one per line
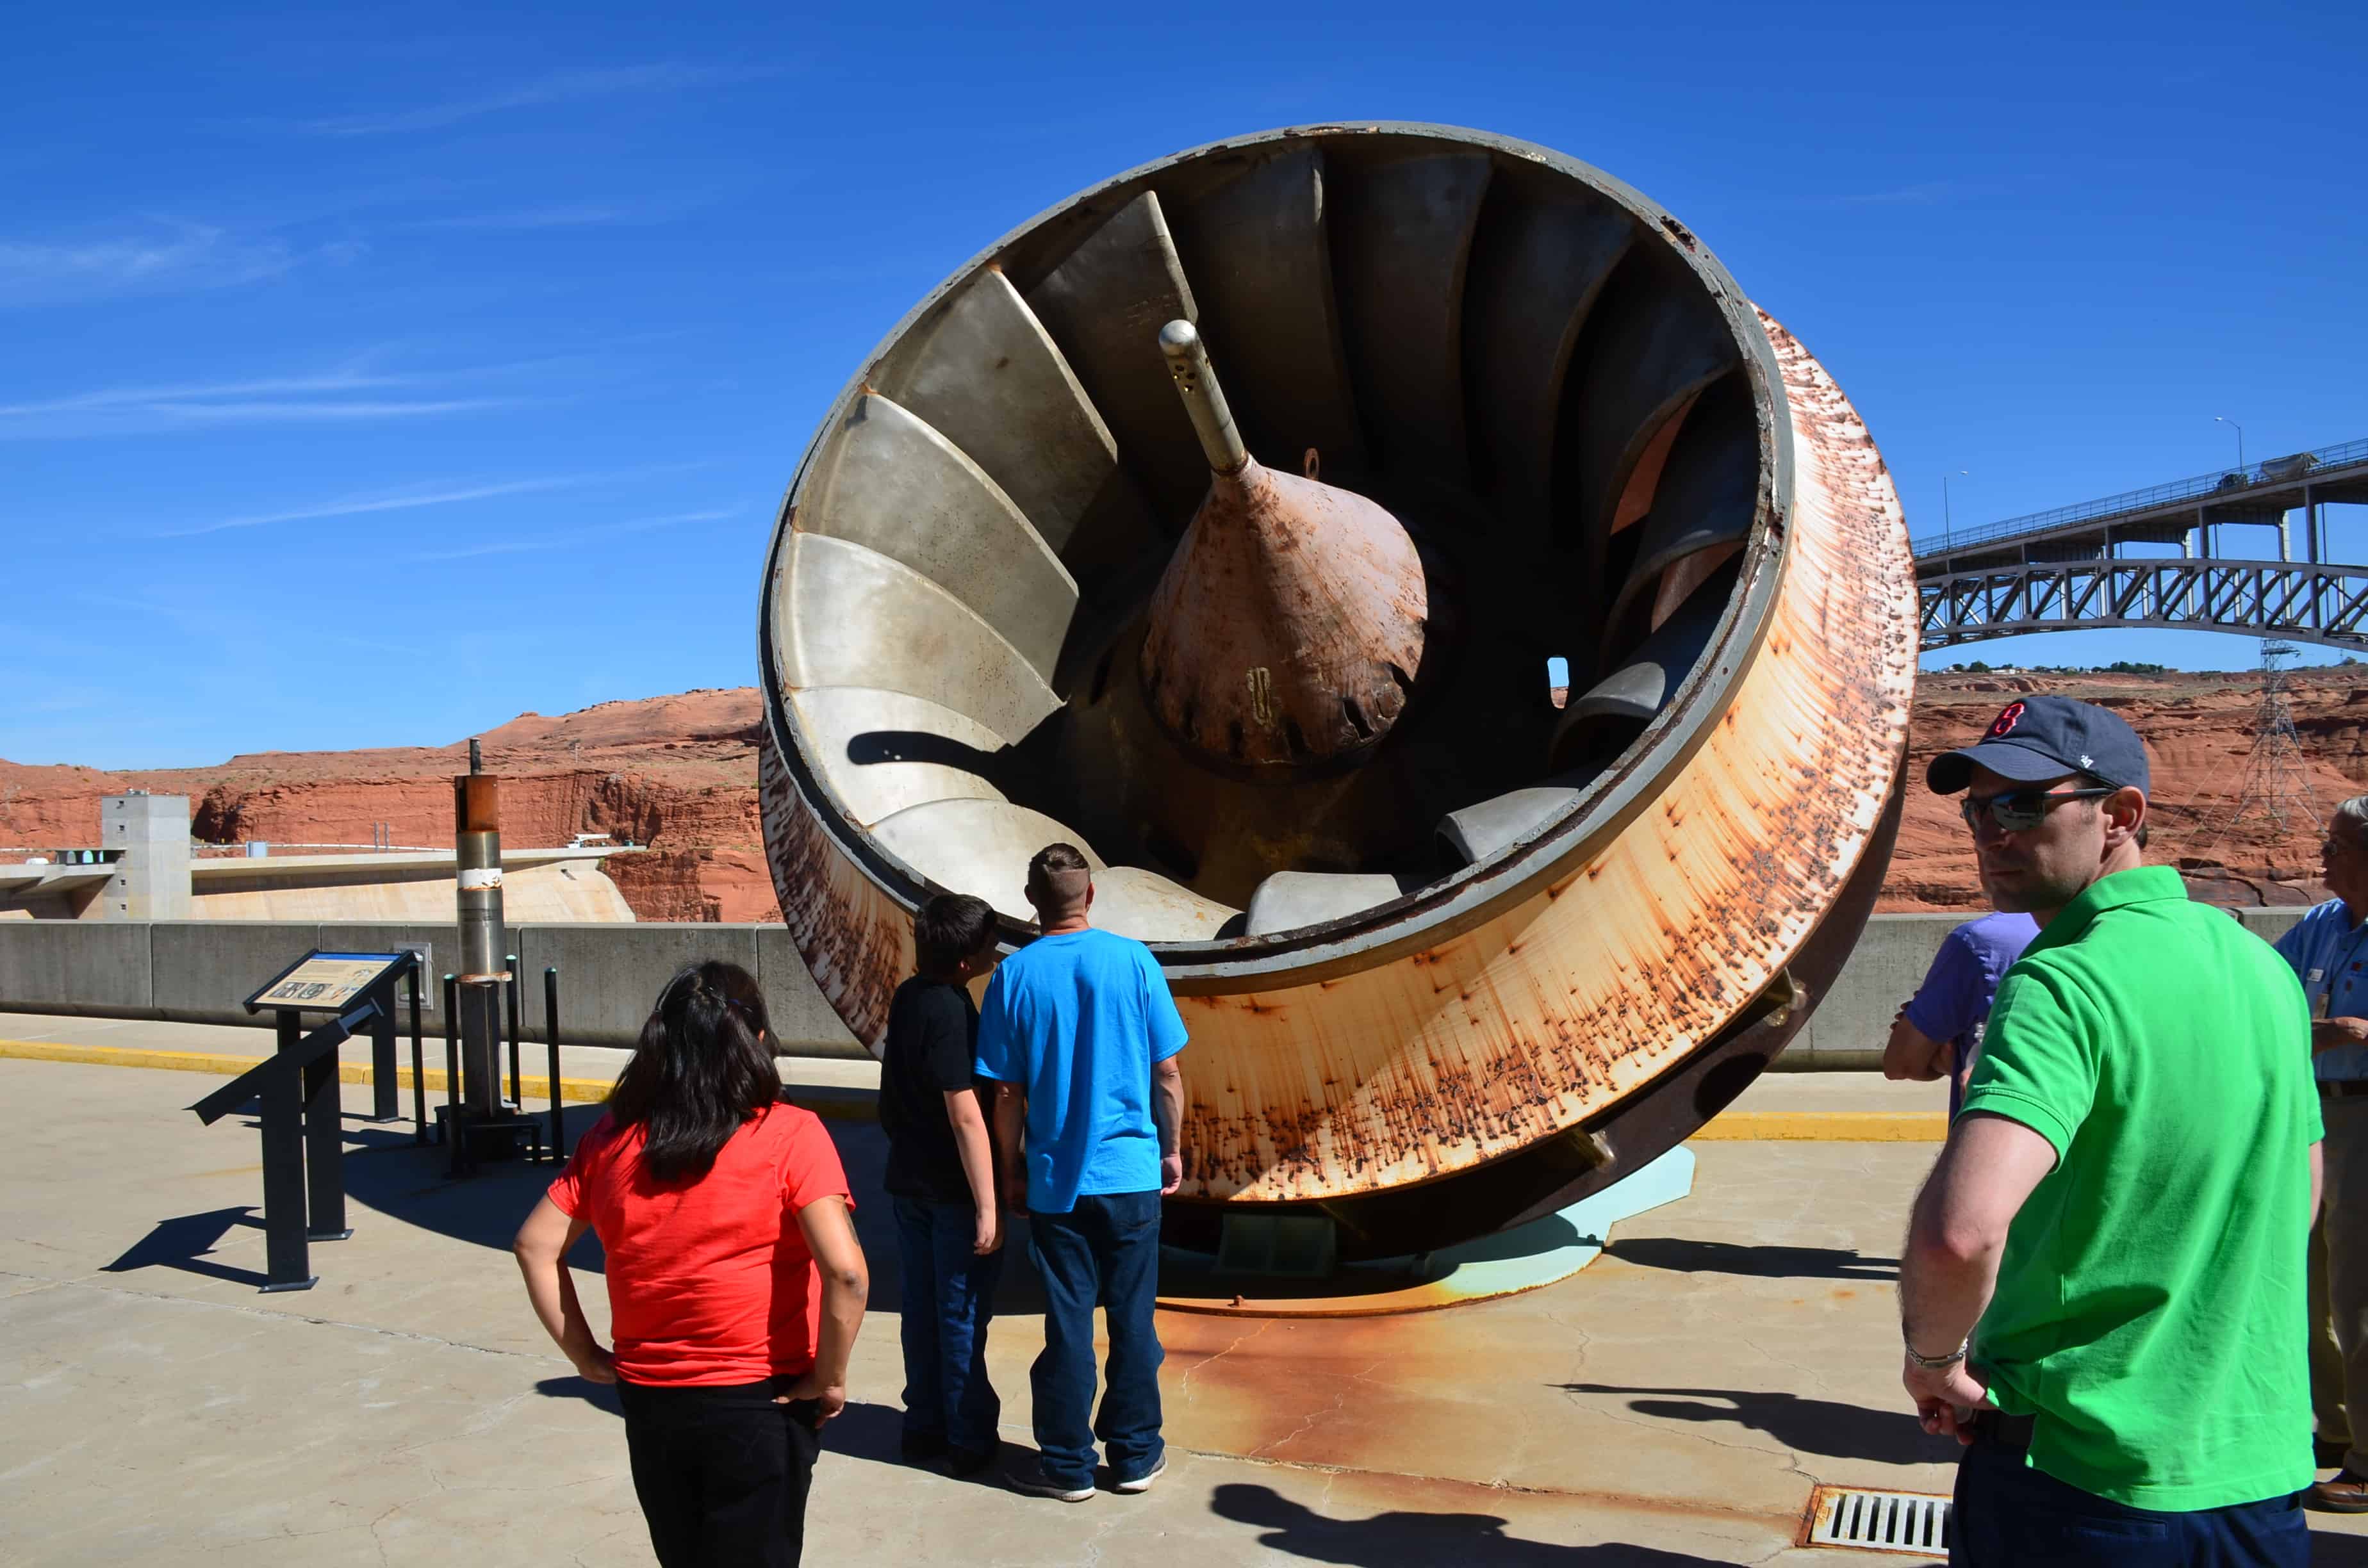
1802,1485,1950,1555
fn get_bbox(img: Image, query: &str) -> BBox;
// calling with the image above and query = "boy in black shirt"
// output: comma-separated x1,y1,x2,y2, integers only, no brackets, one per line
880,893,1005,1473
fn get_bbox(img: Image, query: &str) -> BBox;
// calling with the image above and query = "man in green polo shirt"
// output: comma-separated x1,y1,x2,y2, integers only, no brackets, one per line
1898,694,2321,1565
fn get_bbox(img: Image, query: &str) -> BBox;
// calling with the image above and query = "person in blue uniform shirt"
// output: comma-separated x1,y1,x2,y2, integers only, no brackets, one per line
2277,796,2368,1509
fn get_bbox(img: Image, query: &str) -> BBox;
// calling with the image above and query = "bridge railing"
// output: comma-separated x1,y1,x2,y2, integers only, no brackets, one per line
1910,434,2368,558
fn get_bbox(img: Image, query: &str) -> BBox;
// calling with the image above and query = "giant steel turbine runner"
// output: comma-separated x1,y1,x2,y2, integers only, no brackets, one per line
757,124,1919,1259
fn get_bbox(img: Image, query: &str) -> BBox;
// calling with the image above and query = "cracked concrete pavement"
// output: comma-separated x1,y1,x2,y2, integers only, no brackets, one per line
6,1053,2368,1565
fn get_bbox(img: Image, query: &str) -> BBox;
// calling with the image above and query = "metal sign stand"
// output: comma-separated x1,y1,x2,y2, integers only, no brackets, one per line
190,950,423,1292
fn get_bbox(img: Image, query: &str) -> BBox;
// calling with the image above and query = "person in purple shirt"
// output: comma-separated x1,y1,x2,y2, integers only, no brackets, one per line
1885,910,2040,1118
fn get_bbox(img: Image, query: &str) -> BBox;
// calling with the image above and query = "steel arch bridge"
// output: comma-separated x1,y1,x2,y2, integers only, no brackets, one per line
1911,433,2368,651
1918,557,2368,653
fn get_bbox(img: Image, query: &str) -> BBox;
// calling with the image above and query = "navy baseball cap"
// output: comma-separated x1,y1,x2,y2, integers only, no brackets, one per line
1927,694,2150,796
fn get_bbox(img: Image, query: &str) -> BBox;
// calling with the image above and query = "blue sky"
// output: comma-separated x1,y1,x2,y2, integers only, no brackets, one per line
7,2,2365,767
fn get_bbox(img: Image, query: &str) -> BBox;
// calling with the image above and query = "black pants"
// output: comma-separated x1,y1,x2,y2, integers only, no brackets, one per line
616,1376,822,1568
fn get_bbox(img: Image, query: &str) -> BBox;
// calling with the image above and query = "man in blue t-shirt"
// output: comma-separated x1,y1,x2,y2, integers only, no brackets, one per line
976,843,1188,1503
1886,910,2039,1120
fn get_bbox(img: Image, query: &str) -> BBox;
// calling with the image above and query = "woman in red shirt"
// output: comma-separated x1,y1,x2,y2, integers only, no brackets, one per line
513,961,868,1568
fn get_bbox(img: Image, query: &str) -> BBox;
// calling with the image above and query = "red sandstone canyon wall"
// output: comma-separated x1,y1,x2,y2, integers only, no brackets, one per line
8,671,2364,921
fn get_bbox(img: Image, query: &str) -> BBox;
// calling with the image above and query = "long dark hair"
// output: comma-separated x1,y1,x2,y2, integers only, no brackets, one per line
607,960,783,1182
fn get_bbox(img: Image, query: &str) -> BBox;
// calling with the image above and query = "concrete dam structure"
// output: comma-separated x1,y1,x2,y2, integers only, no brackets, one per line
756,124,1920,1257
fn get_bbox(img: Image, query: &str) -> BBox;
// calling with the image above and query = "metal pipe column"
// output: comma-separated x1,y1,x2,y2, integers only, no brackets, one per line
454,739,508,1117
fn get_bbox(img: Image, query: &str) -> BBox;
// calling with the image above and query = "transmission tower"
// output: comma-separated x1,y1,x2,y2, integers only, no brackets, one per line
2210,639,2323,875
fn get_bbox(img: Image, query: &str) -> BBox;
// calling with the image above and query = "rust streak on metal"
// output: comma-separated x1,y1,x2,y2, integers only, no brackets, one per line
759,728,909,1050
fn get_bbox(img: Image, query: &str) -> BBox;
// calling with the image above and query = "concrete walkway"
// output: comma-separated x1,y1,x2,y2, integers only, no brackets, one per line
3,1048,2362,1565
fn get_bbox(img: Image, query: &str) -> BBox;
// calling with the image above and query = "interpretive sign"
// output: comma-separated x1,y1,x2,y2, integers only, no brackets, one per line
196,947,427,1291
244,951,411,1015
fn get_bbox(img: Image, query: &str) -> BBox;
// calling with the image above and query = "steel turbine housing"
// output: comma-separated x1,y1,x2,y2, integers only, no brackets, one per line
759,123,1917,1259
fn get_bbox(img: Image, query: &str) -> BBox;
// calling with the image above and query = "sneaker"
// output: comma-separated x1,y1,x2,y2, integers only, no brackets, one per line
899,1431,950,1465
1114,1452,1168,1494
945,1443,998,1478
1005,1461,1095,1503
2310,1469,2368,1513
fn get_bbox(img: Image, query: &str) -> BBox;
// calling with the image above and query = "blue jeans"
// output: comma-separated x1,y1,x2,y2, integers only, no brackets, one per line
1952,1437,2307,1567
892,1196,1003,1453
1026,1189,1164,1488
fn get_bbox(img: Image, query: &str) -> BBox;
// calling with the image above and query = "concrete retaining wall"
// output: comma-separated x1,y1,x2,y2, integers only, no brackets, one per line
1786,905,2308,1068
0,920,867,1057
0,906,2320,1068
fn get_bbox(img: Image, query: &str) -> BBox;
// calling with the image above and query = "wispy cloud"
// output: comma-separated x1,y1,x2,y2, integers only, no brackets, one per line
163,475,615,539
3,354,575,441
399,204,648,232
399,507,734,562
404,540,549,563
149,398,520,422
0,223,362,309
300,63,771,137
1,370,406,418
1819,181,1969,208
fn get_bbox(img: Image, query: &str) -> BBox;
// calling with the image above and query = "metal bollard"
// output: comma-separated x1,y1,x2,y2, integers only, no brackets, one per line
545,967,565,1164
505,953,523,1108
407,964,427,1146
441,973,465,1177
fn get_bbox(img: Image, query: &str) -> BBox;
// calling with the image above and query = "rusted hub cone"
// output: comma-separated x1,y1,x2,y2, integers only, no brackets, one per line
1139,320,1427,774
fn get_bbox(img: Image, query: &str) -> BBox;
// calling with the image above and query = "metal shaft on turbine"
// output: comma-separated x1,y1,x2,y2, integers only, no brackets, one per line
1141,320,1428,774
1158,320,1247,476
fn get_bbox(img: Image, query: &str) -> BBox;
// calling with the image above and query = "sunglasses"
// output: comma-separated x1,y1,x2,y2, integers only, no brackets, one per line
1959,787,2116,833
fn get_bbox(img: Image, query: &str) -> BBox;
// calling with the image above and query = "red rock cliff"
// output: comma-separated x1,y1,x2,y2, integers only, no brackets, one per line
6,671,2360,920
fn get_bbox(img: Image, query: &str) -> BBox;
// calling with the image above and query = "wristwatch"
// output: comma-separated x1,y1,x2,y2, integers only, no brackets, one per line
1904,1336,1968,1371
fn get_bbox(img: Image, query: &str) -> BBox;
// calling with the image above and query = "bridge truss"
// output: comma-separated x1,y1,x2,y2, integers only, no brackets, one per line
1918,557,2368,653
1911,432,2368,651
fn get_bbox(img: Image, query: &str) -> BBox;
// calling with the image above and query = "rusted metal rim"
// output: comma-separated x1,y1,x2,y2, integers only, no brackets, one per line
1146,316,1912,1209
759,122,1798,987
757,300,1916,1208
1158,764,1906,1262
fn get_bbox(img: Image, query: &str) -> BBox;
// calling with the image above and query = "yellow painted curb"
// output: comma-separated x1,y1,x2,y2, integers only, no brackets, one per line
1688,1111,1946,1141
0,1036,876,1121
0,1037,611,1104
0,1038,1945,1137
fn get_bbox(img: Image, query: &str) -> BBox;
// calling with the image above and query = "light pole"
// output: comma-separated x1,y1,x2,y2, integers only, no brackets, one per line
2216,415,2246,473
1943,470,1969,534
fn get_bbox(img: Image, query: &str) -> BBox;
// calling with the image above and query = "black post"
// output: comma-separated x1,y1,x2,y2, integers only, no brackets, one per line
407,963,427,1147
545,966,564,1164
261,1010,314,1291
506,953,523,1107
442,973,466,1177
302,1009,352,1244
368,979,399,1122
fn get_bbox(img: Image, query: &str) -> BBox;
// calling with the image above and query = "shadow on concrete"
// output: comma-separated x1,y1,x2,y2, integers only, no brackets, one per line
534,1374,624,1416
525,1385,1022,1485
2317,1531,2368,1566
339,1122,595,1260
1209,1483,1735,1564
101,1205,272,1289
173,1098,1050,1313
1556,1383,1958,1465
1605,1239,1897,1280
794,1403,1023,1490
